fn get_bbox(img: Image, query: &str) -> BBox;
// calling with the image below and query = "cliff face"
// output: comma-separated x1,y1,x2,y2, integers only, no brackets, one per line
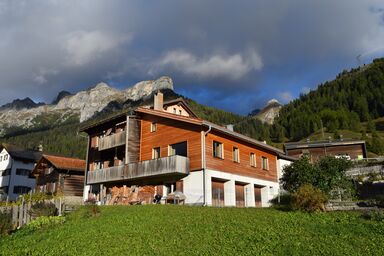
0,76,174,136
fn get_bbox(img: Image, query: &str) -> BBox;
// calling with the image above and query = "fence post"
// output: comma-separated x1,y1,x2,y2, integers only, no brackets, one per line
18,203,23,228
12,205,18,227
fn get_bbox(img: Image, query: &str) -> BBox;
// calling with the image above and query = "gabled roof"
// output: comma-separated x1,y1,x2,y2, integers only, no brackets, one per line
159,98,198,118
136,107,203,125
0,143,42,162
33,154,86,175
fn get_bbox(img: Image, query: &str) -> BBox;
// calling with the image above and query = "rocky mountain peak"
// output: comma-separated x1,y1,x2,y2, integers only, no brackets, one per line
251,99,282,125
0,97,45,110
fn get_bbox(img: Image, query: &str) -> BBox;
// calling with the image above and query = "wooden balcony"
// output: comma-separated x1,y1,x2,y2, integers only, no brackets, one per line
98,132,126,151
87,155,190,184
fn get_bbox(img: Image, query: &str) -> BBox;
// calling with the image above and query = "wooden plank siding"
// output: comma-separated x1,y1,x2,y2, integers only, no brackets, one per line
205,131,278,182
63,175,84,197
139,114,203,171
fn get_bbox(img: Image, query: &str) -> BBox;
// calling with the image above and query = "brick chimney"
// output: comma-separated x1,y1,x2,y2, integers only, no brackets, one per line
154,91,164,111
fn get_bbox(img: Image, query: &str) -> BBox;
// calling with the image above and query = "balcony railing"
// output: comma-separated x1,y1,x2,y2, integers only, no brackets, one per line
98,132,126,151
87,155,190,184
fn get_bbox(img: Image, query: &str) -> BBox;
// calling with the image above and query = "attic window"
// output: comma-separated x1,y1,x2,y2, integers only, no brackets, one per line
179,110,182,115
4,154,8,161
173,108,177,114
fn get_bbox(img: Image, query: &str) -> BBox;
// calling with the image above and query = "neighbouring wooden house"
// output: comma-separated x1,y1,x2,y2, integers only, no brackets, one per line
32,154,85,204
80,92,293,207
284,139,367,163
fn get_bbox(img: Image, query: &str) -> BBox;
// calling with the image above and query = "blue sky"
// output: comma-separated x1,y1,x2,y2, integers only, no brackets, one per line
0,0,384,114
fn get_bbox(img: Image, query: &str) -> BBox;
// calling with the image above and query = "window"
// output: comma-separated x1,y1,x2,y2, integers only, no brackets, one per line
0,186,8,193
213,141,223,159
13,186,31,194
0,156,2,161
16,168,30,176
4,154,8,161
150,122,157,132
169,142,187,157
173,108,176,114
233,147,240,163
152,147,161,159
262,157,269,170
179,110,182,115
1,168,11,176
250,153,256,167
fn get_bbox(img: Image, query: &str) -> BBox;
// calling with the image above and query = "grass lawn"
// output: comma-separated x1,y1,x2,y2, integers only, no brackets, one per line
1,205,384,255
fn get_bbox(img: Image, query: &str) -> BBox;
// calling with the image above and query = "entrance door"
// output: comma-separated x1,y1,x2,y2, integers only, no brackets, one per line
212,180,225,207
254,185,263,207
235,184,245,207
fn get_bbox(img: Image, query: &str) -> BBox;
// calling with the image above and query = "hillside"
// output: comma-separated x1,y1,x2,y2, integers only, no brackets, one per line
1,206,383,255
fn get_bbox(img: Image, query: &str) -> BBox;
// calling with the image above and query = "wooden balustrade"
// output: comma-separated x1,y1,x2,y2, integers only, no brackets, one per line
98,132,126,151
87,155,189,184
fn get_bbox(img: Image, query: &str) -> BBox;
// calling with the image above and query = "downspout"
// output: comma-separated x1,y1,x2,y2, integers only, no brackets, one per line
202,125,212,206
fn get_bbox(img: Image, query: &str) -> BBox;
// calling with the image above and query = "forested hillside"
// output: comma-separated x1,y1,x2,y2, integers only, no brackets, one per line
276,58,384,141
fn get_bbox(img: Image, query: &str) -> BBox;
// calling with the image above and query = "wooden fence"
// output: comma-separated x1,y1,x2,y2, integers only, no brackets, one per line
0,198,64,229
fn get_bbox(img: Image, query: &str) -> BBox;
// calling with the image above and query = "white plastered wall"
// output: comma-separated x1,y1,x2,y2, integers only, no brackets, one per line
182,169,279,207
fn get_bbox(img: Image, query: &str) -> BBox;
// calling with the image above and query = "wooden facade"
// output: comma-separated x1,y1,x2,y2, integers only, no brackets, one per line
205,131,278,182
139,114,202,171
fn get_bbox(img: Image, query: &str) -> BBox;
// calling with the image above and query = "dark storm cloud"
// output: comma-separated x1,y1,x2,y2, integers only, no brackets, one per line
0,0,384,113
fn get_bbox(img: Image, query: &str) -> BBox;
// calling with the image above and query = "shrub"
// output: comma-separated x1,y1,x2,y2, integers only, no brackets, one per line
18,192,53,204
291,184,327,212
361,209,384,222
23,216,65,232
0,212,12,235
29,202,57,218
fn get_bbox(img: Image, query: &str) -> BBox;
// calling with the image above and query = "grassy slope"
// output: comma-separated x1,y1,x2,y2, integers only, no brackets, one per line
1,205,384,255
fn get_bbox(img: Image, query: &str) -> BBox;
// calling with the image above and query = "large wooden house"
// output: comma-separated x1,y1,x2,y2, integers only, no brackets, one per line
81,92,291,207
32,154,85,204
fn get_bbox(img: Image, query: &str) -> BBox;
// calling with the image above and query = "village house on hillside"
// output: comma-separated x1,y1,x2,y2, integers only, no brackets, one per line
0,144,42,201
80,92,293,207
32,154,85,204
284,139,367,162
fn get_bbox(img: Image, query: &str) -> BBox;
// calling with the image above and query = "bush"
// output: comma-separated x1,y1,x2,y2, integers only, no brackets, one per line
0,212,12,235
23,216,65,232
17,192,53,204
291,184,328,212
361,209,384,222
29,202,57,218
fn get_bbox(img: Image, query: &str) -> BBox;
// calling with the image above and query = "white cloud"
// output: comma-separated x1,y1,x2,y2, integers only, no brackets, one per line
301,86,310,94
153,49,263,80
278,91,294,103
63,30,131,66
32,68,59,85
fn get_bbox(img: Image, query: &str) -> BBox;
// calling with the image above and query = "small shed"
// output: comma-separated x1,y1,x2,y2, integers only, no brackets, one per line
32,154,85,204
